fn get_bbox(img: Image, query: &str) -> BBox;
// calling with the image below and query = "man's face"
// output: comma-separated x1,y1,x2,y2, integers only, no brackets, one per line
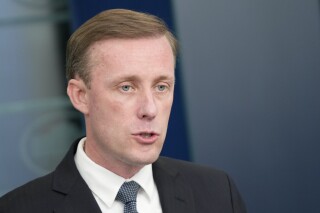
81,36,175,175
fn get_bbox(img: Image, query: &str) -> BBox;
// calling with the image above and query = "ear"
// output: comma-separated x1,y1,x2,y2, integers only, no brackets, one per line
67,78,89,115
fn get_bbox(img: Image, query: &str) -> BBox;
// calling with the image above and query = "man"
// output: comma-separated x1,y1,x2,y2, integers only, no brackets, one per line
0,9,246,213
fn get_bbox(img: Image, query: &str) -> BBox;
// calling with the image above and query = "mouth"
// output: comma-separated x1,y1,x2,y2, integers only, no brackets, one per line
139,132,156,138
132,131,160,144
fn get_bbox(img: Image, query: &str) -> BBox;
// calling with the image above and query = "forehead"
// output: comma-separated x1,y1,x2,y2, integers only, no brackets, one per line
87,36,175,78
89,36,174,59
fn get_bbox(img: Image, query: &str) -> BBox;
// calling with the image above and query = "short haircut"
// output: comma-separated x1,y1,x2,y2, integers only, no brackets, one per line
66,9,178,86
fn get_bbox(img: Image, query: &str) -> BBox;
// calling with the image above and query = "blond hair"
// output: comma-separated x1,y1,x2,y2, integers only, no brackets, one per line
66,9,178,86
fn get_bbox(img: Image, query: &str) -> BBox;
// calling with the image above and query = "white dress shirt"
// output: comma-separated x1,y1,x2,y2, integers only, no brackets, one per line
74,138,162,213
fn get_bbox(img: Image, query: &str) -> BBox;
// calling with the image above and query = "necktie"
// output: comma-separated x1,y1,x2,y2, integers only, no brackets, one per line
116,181,140,213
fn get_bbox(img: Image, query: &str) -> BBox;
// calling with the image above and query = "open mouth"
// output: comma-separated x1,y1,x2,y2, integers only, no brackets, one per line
140,133,154,138
132,131,159,143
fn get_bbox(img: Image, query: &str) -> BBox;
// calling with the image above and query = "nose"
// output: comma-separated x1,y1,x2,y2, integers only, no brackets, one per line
137,90,158,120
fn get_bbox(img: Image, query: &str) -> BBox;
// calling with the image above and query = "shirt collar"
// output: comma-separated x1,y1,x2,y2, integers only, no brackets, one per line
130,163,155,202
74,138,155,207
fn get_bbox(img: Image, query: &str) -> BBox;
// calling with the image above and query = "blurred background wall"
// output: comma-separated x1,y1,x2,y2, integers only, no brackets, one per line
1,0,320,212
174,1,320,212
0,0,82,195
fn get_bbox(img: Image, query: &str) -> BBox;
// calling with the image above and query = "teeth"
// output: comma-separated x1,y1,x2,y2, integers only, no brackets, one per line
141,133,152,138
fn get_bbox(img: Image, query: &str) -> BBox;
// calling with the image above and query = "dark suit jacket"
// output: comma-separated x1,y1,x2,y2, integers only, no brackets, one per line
0,139,246,213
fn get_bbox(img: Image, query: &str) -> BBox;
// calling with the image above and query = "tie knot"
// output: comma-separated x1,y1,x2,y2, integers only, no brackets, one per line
116,181,140,204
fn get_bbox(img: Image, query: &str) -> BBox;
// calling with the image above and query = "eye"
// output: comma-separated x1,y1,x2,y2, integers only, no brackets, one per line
156,84,168,92
121,85,132,92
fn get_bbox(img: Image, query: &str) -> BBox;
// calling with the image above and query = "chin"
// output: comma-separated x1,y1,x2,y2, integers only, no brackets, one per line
131,152,160,166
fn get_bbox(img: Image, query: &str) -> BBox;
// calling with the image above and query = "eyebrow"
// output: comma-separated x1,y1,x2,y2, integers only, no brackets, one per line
153,75,175,84
114,74,175,84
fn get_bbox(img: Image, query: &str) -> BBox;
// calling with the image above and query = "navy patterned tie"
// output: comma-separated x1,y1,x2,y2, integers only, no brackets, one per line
116,181,140,213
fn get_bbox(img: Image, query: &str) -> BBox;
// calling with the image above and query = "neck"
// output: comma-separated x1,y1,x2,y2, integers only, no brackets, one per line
83,140,143,179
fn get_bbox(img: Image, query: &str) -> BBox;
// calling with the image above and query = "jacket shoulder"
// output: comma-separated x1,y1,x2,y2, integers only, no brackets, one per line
154,157,247,213
0,173,64,213
156,156,228,178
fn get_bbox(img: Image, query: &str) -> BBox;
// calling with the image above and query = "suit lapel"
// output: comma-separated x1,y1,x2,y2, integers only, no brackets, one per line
53,177,101,213
51,140,196,213
153,158,196,213
52,139,101,213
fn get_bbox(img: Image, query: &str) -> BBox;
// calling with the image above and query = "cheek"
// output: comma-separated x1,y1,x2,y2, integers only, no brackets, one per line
102,96,137,124
110,97,137,115
156,100,173,127
161,97,174,115
91,91,127,112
